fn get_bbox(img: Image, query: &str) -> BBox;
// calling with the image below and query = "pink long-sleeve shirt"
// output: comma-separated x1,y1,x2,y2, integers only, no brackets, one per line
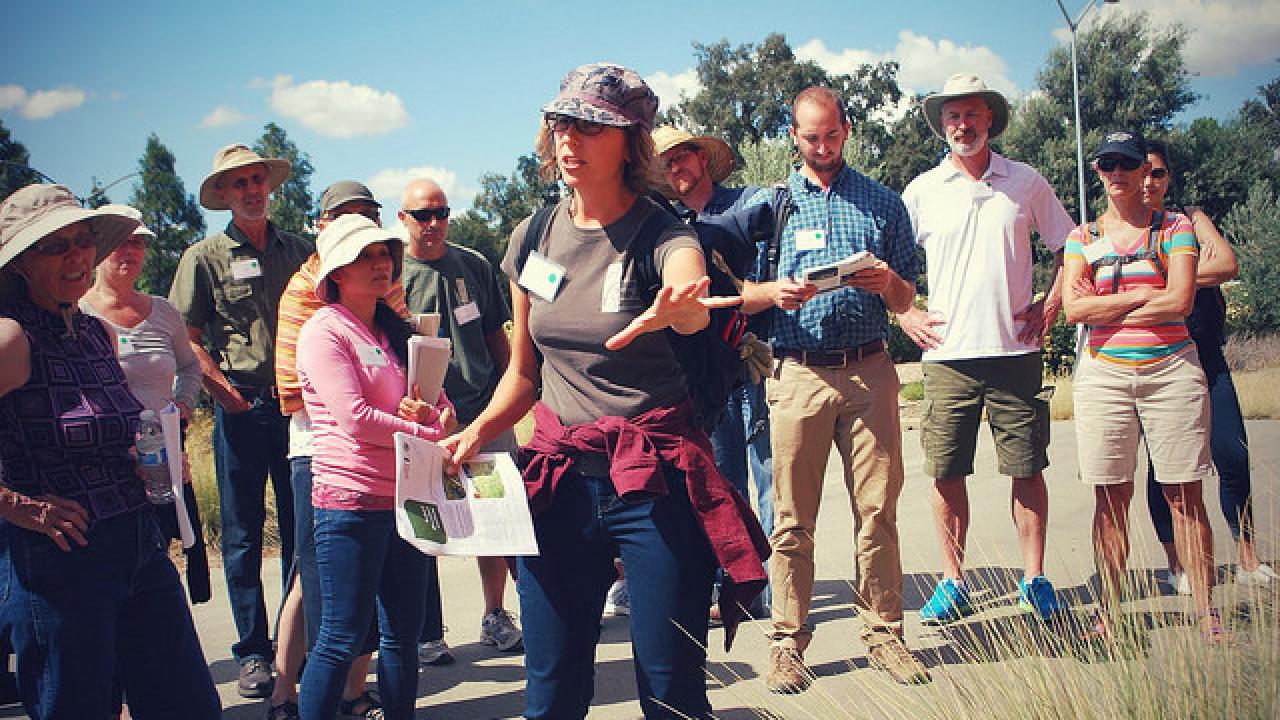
297,303,449,509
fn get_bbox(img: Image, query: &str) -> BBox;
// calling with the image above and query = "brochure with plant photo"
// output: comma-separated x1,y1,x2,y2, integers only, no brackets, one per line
393,432,537,557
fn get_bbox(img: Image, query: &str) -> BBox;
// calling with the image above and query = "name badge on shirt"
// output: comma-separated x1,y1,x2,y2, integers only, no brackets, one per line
518,250,565,302
356,344,389,367
454,301,481,325
601,262,623,313
1082,239,1114,265
794,229,826,252
231,258,263,280
118,335,133,353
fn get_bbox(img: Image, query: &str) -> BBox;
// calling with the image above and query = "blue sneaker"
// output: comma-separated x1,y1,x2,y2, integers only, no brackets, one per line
1018,575,1064,619
920,578,974,625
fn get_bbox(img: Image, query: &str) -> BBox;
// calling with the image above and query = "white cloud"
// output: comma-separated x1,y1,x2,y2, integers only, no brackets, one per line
0,84,87,120
645,69,701,113
267,75,409,138
797,33,1018,103
199,105,250,129
364,165,478,214
1094,0,1280,77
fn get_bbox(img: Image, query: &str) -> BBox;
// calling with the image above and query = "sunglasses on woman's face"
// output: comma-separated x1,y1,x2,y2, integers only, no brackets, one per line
1096,155,1143,173
34,232,96,256
403,206,450,223
545,113,606,136
1149,168,1169,179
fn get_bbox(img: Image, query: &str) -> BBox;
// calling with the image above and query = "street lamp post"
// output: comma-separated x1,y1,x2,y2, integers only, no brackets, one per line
1055,0,1118,226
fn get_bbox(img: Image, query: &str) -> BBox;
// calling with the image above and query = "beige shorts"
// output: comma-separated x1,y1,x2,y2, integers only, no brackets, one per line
1072,346,1214,485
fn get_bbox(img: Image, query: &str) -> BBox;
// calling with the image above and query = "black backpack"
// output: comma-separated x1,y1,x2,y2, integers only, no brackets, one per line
515,195,766,432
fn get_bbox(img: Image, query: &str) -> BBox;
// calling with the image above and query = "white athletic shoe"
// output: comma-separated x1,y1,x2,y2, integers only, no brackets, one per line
603,579,630,617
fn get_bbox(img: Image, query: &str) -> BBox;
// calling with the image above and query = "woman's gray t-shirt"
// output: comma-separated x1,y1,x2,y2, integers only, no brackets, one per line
501,197,699,426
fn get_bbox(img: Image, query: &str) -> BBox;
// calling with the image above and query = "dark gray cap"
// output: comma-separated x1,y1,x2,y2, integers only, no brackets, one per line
319,181,380,217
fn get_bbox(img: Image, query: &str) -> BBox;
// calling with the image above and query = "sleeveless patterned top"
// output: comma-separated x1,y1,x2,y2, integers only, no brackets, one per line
0,295,147,521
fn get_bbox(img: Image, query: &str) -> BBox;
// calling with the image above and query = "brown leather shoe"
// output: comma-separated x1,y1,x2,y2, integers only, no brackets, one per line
867,640,931,685
766,646,812,694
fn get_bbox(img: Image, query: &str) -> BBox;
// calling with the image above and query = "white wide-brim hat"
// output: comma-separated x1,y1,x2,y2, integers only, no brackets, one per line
199,143,291,211
0,184,140,270
923,74,1010,141
650,125,736,198
99,203,156,238
313,213,404,302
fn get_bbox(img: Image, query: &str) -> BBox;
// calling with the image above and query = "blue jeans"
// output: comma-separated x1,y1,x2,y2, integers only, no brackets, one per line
0,510,220,720
1147,345,1253,542
709,380,773,607
214,397,295,663
299,508,428,720
518,470,717,720
290,455,322,648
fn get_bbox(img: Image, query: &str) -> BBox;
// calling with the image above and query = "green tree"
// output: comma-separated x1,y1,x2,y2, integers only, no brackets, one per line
473,152,560,240
129,134,206,295
1,119,43,200
730,136,794,188
1003,11,1197,221
1222,182,1280,333
448,209,506,268
253,122,315,237
874,99,945,194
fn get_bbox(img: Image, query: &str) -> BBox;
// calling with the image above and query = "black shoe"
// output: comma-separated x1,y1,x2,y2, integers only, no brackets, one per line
237,657,275,698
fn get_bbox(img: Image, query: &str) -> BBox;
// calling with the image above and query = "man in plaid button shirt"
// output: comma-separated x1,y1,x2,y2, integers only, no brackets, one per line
740,86,930,691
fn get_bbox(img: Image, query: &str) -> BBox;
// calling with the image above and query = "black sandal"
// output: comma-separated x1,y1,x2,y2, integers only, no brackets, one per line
265,699,299,720
339,690,384,719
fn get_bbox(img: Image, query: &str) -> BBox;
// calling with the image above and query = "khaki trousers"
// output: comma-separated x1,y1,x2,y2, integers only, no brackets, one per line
766,351,905,651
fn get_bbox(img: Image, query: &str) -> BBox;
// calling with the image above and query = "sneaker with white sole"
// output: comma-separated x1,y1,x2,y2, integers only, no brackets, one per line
919,578,974,625
603,579,629,616
1237,563,1278,587
1018,575,1065,619
480,608,524,652
417,639,454,666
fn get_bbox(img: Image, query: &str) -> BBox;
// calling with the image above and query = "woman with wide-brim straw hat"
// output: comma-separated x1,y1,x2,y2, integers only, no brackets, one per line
650,126,737,199
440,62,767,720
295,213,455,720
0,184,220,719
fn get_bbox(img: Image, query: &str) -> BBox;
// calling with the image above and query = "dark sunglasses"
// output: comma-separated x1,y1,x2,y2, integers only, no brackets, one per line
403,206,450,223
1149,168,1169,179
1096,155,1143,173
34,233,96,256
545,113,606,136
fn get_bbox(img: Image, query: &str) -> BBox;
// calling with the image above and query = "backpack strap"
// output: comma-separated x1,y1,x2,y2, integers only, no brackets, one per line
1144,209,1167,283
764,183,793,282
514,205,558,280
621,202,674,306
1087,210,1168,294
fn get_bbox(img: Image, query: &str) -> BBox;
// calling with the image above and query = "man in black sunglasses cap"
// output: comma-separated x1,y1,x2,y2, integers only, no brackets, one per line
398,178,524,661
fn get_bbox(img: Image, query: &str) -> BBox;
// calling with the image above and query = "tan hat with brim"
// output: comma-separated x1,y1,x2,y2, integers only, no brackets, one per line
0,184,140,271
100,204,156,238
199,143,292,211
923,74,1010,141
651,126,736,199
313,213,404,303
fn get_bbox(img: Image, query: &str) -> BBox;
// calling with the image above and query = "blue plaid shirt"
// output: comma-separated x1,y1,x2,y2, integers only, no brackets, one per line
747,166,916,351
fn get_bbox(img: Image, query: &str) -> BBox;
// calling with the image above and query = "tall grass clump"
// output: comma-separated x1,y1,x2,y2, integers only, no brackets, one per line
185,407,281,553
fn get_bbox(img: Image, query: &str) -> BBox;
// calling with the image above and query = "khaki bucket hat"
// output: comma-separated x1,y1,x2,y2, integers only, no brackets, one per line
650,126,736,198
0,184,140,270
199,143,292,211
313,213,404,303
923,74,1010,140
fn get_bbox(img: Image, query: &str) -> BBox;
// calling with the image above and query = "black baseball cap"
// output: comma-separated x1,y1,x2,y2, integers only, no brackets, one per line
1092,129,1147,162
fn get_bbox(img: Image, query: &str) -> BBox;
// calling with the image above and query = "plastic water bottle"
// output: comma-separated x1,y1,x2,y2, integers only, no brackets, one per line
136,410,175,504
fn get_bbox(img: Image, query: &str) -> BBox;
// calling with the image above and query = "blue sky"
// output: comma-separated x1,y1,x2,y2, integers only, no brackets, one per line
2,0,1276,232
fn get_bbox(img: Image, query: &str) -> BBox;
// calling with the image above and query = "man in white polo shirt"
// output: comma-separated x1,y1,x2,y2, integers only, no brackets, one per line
899,74,1075,625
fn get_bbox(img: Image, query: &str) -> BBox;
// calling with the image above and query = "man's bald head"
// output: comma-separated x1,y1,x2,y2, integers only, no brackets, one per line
399,178,451,261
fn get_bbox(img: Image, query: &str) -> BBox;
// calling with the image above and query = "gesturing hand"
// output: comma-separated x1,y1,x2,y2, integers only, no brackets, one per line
605,276,741,351
1,492,90,552
896,306,945,351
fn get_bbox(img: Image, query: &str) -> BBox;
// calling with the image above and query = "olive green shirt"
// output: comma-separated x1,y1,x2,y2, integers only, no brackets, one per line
401,243,511,423
168,220,312,387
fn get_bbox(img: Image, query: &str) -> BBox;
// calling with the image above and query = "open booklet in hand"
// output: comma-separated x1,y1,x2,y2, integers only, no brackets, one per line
393,432,538,557
802,250,875,294
407,335,451,402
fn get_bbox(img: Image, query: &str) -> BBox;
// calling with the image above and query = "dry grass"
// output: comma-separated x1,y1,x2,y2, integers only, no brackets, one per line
186,409,279,551
1224,333,1280,373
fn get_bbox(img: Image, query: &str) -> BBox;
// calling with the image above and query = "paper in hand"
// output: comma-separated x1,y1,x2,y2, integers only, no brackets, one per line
407,335,452,402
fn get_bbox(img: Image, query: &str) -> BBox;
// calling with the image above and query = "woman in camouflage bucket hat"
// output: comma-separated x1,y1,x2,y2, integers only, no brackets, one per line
442,63,763,719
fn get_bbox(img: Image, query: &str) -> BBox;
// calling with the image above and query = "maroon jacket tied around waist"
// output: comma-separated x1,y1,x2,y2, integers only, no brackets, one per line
517,400,770,650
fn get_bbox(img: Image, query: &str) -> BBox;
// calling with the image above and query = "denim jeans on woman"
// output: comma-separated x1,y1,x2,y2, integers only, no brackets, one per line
518,468,717,720
0,508,220,719
709,379,773,609
299,508,428,720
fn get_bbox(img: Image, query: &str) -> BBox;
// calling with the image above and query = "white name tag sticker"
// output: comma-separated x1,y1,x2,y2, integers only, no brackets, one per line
118,335,133,352
453,301,481,325
601,262,623,313
794,229,826,252
356,344,389,367
518,251,566,302
231,258,262,280
1082,240,1113,265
